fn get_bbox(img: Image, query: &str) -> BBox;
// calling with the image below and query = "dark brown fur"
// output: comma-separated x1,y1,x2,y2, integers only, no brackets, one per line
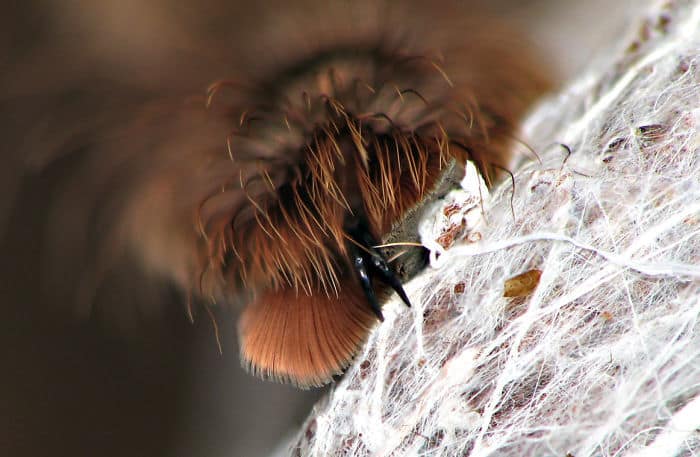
4,1,551,387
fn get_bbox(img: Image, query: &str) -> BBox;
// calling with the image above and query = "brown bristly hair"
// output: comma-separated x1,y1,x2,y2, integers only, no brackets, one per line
193,33,551,385
11,1,552,388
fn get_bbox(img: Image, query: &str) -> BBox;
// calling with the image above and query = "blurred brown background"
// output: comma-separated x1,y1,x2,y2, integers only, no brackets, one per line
0,1,633,456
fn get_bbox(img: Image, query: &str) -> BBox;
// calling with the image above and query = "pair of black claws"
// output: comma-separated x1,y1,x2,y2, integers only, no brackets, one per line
349,224,412,321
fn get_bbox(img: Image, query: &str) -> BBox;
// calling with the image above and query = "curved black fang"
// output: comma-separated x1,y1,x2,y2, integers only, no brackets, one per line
349,223,412,320
367,254,412,308
353,252,384,321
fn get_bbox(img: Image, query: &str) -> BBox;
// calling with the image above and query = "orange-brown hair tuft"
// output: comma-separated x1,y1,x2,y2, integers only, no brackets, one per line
239,283,378,388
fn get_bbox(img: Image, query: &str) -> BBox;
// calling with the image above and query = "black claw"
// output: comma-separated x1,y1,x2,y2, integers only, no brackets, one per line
349,221,412,317
353,250,385,321
368,254,412,308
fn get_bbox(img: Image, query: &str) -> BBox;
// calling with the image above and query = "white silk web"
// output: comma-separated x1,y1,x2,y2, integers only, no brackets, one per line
282,1,700,455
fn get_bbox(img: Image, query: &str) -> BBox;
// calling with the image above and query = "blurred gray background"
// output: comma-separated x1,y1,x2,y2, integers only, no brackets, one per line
0,1,633,456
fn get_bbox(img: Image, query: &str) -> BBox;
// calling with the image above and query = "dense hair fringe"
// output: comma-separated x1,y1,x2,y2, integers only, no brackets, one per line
238,283,380,388
3,1,551,335
194,44,541,301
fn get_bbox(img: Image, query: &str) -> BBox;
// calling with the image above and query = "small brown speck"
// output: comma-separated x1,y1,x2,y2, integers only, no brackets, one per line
656,13,671,33
600,311,614,321
636,124,667,146
605,137,627,152
503,269,542,297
